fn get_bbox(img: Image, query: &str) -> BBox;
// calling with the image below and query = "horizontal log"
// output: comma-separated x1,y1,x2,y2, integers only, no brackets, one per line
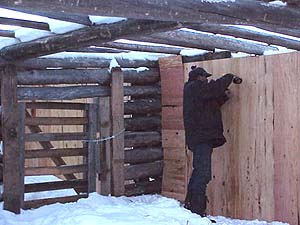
182,51,231,63
124,131,161,148
124,161,163,180
124,99,161,114
25,180,87,193
25,148,87,158
188,23,300,51
18,85,110,100
0,17,50,30
18,85,160,100
0,29,15,38
19,57,159,69
149,29,278,55
69,47,128,53
25,117,88,126
25,165,88,176
17,68,159,85
125,147,163,164
25,132,86,142
0,19,178,63
100,42,185,54
125,116,161,131
26,102,87,110
125,179,162,196
23,194,88,209
4,0,300,31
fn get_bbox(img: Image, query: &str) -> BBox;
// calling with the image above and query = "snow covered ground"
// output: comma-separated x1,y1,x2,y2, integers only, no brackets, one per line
0,176,288,225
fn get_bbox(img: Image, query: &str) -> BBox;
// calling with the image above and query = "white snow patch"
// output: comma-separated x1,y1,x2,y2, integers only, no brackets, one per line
89,16,126,25
262,0,287,7
15,28,53,42
264,48,295,55
180,49,209,56
47,20,85,34
231,52,251,58
24,176,76,201
109,58,120,72
0,176,289,225
0,37,20,49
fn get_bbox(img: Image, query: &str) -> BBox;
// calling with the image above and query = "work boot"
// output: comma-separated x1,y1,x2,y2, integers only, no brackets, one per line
184,189,192,210
189,195,216,223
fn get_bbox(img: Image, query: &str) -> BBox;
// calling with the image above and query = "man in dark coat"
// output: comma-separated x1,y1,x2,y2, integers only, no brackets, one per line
183,66,242,218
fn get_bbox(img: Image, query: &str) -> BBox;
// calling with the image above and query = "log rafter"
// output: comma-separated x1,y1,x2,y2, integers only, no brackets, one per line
2,0,300,31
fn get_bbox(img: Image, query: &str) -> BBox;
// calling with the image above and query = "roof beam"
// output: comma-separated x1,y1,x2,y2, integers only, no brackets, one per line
0,19,179,64
0,17,50,30
2,0,300,31
188,24,300,51
131,29,278,55
0,29,15,38
100,42,186,54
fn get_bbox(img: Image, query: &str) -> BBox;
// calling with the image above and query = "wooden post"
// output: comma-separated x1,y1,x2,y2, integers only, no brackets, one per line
110,67,125,196
95,96,112,195
87,103,97,193
1,65,25,214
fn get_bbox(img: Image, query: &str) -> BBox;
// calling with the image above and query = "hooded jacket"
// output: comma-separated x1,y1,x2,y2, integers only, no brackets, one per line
183,74,234,149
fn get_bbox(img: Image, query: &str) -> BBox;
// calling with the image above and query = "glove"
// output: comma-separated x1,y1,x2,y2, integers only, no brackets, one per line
233,75,243,84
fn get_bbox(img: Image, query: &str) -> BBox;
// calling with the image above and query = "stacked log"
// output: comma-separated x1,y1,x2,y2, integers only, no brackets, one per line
123,66,163,196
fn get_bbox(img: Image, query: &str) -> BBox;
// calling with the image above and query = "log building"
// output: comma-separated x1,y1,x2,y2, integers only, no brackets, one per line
0,1,299,224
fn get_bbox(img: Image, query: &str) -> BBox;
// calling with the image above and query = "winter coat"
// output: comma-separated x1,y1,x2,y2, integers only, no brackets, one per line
183,74,234,149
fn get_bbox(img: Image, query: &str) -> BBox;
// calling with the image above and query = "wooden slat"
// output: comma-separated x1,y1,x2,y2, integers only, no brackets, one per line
25,117,88,126
24,110,79,181
25,148,87,158
1,65,24,214
110,67,125,196
125,116,161,131
23,194,88,209
87,103,97,193
25,132,86,142
96,96,112,195
25,165,88,176
25,180,88,193
26,102,86,110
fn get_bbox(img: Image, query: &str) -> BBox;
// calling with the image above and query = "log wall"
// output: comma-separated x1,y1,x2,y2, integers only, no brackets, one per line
161,52,300,225
21,57,163,197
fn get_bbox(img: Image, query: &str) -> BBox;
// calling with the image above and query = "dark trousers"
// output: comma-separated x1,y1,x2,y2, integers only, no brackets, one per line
188,143,213,195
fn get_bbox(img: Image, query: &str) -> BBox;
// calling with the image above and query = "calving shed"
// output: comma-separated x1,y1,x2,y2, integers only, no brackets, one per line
0,1,300,225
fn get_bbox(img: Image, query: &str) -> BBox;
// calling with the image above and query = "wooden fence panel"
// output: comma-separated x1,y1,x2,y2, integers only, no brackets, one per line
174,52,300,224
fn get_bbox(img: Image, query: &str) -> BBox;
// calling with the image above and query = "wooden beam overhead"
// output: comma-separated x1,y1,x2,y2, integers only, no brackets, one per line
132,29,278,55
100,42,185,54
0,17,50,30
0,29,15,38
188,24,300,51
2,0,300,30
0,19,179,64
67,47,128,53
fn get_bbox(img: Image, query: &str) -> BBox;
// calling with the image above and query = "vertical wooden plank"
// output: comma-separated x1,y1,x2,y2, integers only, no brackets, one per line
95,96,112,195
159,55,184,107
18,102,25,210
1,65,24,214
271,52,299,225
111,67,125,196
87,103,97,193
